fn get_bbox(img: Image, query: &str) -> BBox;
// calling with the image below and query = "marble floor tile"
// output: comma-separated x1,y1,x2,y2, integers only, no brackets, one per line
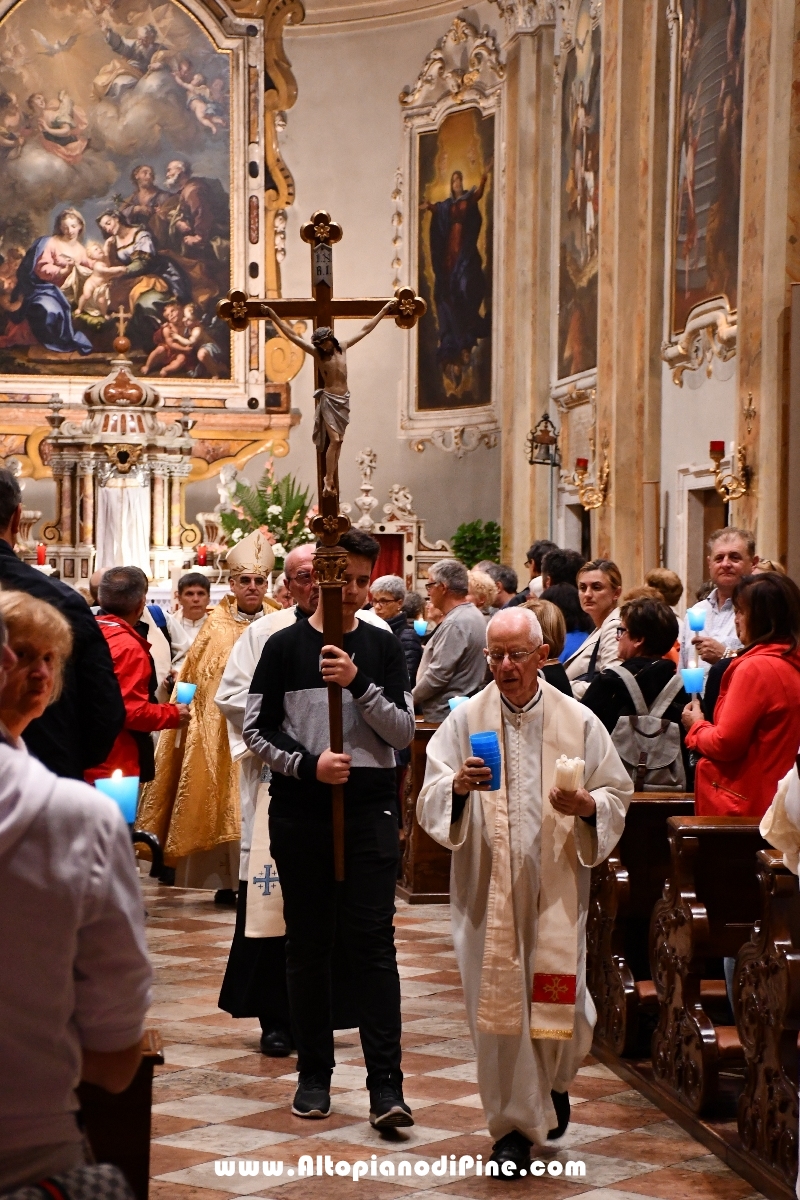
142,881,760,1200
153,1093,275,1123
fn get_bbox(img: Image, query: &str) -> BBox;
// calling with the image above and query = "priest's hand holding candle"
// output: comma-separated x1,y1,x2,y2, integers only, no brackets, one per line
549,753,595,818
173,681,195,747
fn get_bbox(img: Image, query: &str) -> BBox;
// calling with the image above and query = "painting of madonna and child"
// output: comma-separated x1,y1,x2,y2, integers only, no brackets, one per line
416,107,494,411
0,0,231,379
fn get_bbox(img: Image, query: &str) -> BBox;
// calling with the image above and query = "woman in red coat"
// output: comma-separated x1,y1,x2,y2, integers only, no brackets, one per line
682,572,800,817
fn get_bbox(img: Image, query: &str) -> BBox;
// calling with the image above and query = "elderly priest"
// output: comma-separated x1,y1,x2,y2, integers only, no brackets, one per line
417,607,631,1174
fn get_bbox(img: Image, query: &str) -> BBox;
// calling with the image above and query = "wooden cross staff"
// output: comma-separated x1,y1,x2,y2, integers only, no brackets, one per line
218,210,426,881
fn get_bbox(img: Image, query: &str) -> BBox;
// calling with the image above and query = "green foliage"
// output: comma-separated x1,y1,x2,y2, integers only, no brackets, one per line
219,458,315,567
450,520,501,568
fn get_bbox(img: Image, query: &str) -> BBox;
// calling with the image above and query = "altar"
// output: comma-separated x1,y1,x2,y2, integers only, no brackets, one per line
34,322,196,586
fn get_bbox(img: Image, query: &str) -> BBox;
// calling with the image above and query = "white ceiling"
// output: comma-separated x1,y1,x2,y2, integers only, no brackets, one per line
293,0,471,31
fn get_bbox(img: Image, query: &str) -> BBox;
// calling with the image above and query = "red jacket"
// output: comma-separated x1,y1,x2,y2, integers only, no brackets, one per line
685,642,800,818
85,616,181,783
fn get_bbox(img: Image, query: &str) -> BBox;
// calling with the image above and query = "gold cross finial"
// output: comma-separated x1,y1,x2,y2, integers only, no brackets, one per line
113,306,133,339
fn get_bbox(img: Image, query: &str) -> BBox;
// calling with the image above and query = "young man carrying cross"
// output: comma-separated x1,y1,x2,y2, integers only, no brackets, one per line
243,529,415,1126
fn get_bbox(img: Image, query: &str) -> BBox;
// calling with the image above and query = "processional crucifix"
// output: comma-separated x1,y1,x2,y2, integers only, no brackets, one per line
218,211,426,880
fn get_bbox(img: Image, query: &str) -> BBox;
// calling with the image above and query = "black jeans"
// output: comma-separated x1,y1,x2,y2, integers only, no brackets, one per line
269,805,402,1088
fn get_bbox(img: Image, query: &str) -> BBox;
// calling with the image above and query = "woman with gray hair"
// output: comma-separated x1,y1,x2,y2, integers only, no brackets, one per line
370,574,422,686
412,559,487,722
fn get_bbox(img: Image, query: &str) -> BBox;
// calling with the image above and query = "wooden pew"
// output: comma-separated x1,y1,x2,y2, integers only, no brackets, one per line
734,849,800,1192
649,816,767,1116
588,793,694,1057
396,720,451,903
78,1029,164,1200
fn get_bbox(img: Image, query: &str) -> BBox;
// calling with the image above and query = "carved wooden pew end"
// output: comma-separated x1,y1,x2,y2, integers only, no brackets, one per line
78,1028,164,1200
734,849,800,1191
650,817,766,1116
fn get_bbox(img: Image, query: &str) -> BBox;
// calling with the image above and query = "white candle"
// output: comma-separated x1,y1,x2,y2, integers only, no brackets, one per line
554,754,585,793
689,656,697,669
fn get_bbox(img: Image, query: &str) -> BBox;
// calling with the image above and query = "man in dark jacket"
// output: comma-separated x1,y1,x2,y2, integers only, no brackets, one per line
0,469,124,778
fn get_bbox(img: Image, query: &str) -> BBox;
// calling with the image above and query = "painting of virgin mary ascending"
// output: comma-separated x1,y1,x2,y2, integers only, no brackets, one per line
416,107,494,411
0,0,231,378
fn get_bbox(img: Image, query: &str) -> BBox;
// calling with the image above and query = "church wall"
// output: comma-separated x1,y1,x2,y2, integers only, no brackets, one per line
270,3,502,547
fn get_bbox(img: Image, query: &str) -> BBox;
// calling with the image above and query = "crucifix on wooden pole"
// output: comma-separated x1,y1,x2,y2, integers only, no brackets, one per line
218,210,426,881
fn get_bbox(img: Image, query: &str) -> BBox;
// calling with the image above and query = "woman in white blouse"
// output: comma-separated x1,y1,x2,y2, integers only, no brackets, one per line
563,559,623,699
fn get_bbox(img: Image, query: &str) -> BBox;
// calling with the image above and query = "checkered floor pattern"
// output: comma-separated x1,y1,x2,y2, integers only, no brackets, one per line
142,878,764,1199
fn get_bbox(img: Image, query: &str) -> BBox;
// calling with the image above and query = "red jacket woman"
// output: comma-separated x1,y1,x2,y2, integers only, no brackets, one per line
683,573,800,818
86,614,183,784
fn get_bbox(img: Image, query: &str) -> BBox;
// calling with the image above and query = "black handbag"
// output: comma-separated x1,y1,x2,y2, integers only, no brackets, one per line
4,1164,135,1200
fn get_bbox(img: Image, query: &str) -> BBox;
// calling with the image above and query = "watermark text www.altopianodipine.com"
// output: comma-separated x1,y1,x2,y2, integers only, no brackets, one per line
213,1153,587,1181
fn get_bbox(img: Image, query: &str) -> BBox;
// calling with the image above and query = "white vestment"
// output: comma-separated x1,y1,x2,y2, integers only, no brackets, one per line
215,605,297,886
417,680,631,1144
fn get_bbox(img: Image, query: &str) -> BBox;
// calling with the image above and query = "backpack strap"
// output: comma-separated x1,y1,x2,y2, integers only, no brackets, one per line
649,672,685,717
605,663,649,716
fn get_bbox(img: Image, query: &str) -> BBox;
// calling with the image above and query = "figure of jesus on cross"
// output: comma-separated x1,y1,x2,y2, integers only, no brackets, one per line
262,303,394,497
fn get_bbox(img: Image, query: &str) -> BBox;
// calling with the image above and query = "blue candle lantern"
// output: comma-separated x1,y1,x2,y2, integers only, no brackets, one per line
687,608,706,633
176,681,197,704
681,666,705,696
448,696,469,711
413,618,428,637
95,771,140,825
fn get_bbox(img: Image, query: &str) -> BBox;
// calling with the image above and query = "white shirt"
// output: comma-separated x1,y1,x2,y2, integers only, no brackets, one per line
0,744,151,1154
678,588,741,676
176,612,208,645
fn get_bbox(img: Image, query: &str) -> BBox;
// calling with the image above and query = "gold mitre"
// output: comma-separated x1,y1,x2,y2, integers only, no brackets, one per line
225,529,275,577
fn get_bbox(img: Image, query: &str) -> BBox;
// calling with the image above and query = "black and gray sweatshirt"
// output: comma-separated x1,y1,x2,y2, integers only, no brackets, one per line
243,618,414,818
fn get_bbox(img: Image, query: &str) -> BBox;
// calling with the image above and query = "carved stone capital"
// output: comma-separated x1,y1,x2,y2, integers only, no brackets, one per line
489,0,556,36
661,299,738,386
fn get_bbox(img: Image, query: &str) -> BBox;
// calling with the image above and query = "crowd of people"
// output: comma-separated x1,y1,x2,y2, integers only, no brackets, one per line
4,450,800,1187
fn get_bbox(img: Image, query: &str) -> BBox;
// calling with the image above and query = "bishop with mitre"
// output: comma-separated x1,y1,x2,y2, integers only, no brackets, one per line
137,529,279,899
417,607,631,1174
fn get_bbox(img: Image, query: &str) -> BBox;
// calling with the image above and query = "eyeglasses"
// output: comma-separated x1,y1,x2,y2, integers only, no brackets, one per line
287,570,313,585
425,580,442,592
372,596,398,606
238,575,266,586
615,626,628,640
484,648,538,664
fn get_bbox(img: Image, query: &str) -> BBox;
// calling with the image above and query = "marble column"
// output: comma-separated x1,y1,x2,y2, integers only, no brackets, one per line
734,0,797,554
168,473,183,548
593,0,670,584
77,457,95,547
496,5,556,569
151,470,168,549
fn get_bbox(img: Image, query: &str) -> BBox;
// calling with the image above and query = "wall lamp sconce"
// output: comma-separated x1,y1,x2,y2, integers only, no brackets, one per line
526,412,561,469
571,437,609,510
709,440,750,502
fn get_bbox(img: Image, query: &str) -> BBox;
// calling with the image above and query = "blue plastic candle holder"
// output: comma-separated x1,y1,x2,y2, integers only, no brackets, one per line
469,731,502,790
413,619,428,637
176,681,197,704
95,775,140,825
448,696,469,711
681,666,705,696
687,608,706,633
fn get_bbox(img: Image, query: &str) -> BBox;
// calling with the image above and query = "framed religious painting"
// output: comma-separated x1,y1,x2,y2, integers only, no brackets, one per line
0,0,302,489
550,0,602,407
398,17,503,457
661,0,745,382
